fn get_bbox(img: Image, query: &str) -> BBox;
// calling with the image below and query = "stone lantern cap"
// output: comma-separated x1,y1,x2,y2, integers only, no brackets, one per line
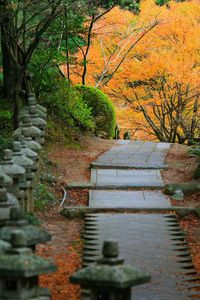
12,142,34,180
0,150,26,177
70,240,150,289
18,135,38,160
0,230,56,277
0,173,18,206
21,115,42,135
23,134,42,153
0,150,27,194
12,142,34,167
29,106,47,129
0,207,51,246
0,174,19,227
20,137,39,172
14,115,42,139
27,93,47,114
0,172,13,187
19,101,47,121
0,239,11,253
0,187,18,205
0,187,19,226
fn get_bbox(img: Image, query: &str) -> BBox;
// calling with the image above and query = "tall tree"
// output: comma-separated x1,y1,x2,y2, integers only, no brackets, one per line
61,0,139,85
0,0,62,125
107,0,200,142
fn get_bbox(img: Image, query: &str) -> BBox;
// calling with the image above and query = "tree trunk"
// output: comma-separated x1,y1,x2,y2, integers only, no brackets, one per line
0,7,16,106
64,7,70,84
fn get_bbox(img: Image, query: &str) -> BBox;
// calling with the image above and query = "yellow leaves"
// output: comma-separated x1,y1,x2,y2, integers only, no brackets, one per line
67,0,200,137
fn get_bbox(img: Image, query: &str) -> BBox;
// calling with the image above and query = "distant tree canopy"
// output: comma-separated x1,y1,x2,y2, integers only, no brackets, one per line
0,0,140,127
67,0,199,144
0,0,195,142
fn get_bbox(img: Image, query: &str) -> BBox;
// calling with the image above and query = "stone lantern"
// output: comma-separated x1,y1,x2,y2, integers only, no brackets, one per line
0,174,19,227
0,238,11,253
29,105,47,130
70,240,150,300
0,171,13,187
0,206,51,251
27,93,47,120
12,141,34,211
13,115,43,145
23,131,42,153
0,150,26,206
15,135,38,172
18,95,47,121
12,142,34,181
0,230,56,300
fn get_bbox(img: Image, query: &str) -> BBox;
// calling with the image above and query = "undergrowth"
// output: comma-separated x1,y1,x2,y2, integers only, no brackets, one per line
33,182,56,210
24,212,41,225
189,143,200,179
33,149,58,211
45,117,83,149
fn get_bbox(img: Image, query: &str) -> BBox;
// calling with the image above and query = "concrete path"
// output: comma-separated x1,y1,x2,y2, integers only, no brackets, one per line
90,140,170,207
91,168,164,189
91,141,171,169
81,140,200,299
89,190,171,208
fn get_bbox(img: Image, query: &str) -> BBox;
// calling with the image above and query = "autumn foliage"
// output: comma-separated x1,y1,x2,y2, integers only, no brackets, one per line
63,0,200,142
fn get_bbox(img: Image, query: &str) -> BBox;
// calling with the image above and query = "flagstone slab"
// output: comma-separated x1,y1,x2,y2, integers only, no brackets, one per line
89,190,171,208
91,169,164,188
83,213,199,300
91,141,171,169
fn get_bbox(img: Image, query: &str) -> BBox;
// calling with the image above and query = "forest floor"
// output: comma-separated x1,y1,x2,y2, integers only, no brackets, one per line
36,137,200,300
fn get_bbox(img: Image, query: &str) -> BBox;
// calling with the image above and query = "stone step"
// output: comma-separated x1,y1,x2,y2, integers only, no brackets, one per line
82,213,199,300
90,169,164,188
89,190,171,209
92,141,171,169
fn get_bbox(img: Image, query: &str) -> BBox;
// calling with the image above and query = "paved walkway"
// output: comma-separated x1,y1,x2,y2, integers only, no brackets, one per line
91,168,164,189
90,141,170,208
89,190,171,208
81,140,199,299
91,140,171,169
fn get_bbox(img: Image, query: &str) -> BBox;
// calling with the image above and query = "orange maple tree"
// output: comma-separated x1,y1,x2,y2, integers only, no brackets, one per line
62,0,200,142
119,0,200,143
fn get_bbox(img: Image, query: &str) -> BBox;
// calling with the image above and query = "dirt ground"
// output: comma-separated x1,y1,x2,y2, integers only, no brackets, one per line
161,143,200,278
161,143,199,184
47,136,116,184
37,138,200,299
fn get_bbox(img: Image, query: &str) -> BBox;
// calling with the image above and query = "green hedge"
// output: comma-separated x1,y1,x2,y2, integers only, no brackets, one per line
40,81,95,132
75,85,116,138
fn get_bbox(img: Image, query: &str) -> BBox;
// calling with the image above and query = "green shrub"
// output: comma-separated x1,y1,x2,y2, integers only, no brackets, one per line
0,104,13,161
0,109,13,134
189,144,200,179
189,146,200,157
75,85,116,138
40,173,56,184
0,137,12,161
33,183,56,210
24,212,41,225
40,81,94,132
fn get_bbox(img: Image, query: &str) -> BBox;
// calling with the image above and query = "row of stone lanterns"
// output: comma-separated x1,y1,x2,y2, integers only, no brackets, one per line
0,93,47,214
0,93,150,299
0,93,56,299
